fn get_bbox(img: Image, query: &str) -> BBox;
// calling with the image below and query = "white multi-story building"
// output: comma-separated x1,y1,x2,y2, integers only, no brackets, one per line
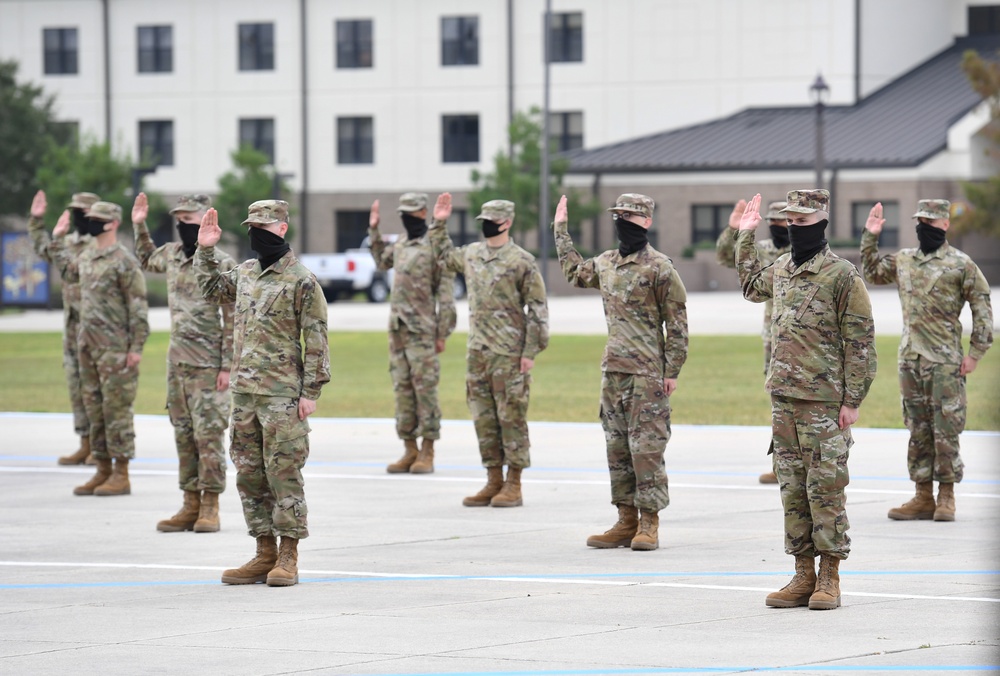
0,0,995,272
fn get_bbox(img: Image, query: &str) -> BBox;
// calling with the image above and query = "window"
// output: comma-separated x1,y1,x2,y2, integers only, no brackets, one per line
336,19,373,68
969,6,1000,35
138,25,172,73
239,23,274,71
43,28,78,75
852,201,899,247
547,12,583,63
239,118,275,163
138,120,174,166
336,210,370,252
441,16,478,66
550,111,583,152
442,115,479,163
337,117,374,164
691,204,730,245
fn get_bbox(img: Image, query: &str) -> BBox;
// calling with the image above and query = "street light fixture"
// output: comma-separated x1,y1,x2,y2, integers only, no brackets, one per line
810,73,830,190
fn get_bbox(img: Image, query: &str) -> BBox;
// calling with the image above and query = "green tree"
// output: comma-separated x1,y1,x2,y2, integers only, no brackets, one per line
215,145,293,257
0,60,70,217
469,107,599,250
956,50,1000,237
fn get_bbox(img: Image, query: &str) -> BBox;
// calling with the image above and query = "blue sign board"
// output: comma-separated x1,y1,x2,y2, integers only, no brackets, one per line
1,232,49,307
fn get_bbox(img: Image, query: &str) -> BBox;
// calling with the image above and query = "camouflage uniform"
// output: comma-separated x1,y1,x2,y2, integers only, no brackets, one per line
195,200,330,540
370,193,456,442
135,196,236,494
433,201,548,469
555,194,688,513
28,192,100,438
861,199,993,485
77,202,150,461
737,190,876,560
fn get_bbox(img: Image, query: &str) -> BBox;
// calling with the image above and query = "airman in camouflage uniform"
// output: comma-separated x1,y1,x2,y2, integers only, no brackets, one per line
554,194,688,552
737,190,876,611
28,190,100,465
196,200,330,588
717,199,790,484
430,194,548,508
369,192,456,474
861,199,993,522
133,193,236,534
72,201,150,498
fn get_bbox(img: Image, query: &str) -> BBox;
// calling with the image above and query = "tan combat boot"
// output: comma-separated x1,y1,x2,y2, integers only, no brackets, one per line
94,458,130,496
409,438,435,474
221,535,278,584
887,481,935,520
808,554,842,610
766,555,816,607
758,471,778,484
266,537,299,587
156,490,200,532
630,510,660,551
73,457,112,496
463,467,504,506
58,436,91,466
194,491,221,532
490,466,523,507
934,483,956,521
387,439,419,473
586,504,639,548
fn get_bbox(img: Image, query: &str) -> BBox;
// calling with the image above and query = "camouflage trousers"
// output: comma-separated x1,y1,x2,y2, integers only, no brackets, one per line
167,363,230,493
600,372,671,512
63,314,89,436
466,348,531,468
230,392,310,539
899,357,966,483
78,342,138,460
388,328,441,441
771,396,852,560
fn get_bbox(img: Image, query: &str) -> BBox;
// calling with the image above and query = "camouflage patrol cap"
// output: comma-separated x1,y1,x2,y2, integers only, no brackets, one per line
476,199,515,222
68,192,101,210
170,194,212,214
88,201,122,222
765,201,788,220
397,192,429,213
779,189,830,215
242,199,289,227
607,193,654,219
912,199,950,220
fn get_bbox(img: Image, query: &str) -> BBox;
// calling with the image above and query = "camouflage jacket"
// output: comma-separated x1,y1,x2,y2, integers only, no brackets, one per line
78,242,150,355
861,231,993,364
556,221,688,379
716,226,789,341
431,226,549,359
195,246,331,400
369,223,456,340
134,220,236,369
737,231,876,407
28,216,90,326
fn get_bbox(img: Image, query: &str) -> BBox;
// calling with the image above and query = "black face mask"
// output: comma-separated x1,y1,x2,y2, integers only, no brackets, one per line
481,219,506,239
401,214,428,240
177,222,200,258
916,222,947,254
788,219,828,267
72,209,89,236
84,218,109,238
769,224,790,249
615,217,648,257
248,227,290,270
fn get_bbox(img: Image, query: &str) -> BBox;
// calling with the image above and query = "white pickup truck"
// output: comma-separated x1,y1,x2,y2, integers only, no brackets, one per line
299,236,395,303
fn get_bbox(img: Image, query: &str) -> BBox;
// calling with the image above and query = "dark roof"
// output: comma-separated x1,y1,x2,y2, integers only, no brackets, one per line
564,36,1000,174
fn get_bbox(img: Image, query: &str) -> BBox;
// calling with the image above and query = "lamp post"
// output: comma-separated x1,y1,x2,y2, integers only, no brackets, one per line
810,74,830,189
539,0,552,285
271,170,296,201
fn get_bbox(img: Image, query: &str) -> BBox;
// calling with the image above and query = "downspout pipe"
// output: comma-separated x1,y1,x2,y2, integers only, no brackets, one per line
300,0,310,253
103,0,111,144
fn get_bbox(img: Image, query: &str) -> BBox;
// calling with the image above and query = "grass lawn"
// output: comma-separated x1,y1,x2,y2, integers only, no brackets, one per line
1,332,997,430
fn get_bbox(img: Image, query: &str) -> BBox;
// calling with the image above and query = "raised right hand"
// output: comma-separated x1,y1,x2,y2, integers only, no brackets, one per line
30,190,47,218
132,192,149,225
199,208,222,248
52,210,71,237
369,199,380,228
864,202,885,235
728,199,748,230
739,194,762,231
554,194,568,225
434,192,453,222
